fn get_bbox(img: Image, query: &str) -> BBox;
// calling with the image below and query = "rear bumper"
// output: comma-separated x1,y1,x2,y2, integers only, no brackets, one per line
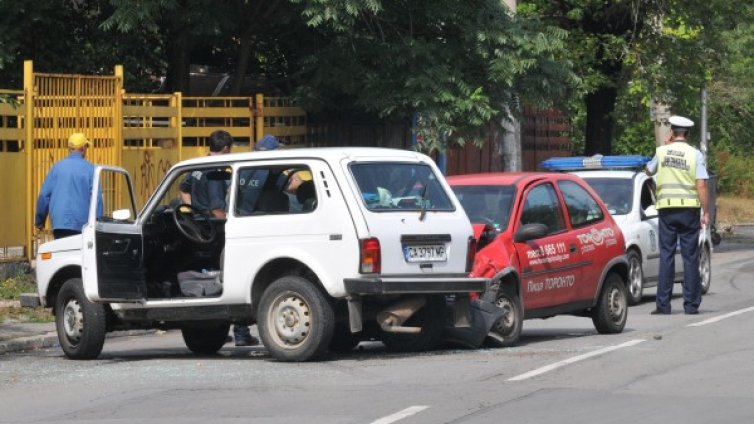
344,276,488,295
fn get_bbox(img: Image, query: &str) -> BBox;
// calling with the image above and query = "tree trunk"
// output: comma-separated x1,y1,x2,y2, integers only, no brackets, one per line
584,86,618,156
164,29,192,93
230,30,254,95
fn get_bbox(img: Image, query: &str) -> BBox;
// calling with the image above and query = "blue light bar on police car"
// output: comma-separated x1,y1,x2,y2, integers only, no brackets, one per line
540,155,651,171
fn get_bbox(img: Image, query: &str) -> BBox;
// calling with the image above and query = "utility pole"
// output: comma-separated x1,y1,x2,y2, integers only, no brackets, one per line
500,0,522,171
650,98,671,147
700,87,709,158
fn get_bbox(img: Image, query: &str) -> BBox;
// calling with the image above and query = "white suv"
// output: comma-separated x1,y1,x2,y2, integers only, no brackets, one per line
34,148,487,361
570,168,712,305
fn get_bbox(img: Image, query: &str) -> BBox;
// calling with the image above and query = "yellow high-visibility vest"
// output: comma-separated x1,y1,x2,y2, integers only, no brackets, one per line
655,142,700,209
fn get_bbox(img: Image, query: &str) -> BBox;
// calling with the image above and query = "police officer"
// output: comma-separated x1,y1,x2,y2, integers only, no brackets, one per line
646,115,710,315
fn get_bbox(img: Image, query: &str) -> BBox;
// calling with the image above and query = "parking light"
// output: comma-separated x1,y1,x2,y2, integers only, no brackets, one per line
541,155,651,171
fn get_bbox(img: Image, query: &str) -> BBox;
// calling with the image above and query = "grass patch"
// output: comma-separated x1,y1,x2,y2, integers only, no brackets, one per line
717,195,754,225
0,307,53,323
0,273,36,300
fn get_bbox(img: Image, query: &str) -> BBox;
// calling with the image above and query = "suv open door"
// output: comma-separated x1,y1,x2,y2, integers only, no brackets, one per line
82,166,146,302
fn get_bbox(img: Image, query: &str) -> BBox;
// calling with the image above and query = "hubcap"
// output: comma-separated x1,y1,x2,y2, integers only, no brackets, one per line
493,296,515,335
269,292,311,348
608,287,626,322
629,257,642,298
63,299,84,343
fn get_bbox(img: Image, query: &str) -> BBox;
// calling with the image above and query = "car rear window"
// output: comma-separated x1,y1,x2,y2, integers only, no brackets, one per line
452,185,515,231
350,162,454,211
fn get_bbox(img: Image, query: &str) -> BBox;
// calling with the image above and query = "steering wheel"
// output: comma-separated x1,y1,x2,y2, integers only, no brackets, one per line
172,203,217,244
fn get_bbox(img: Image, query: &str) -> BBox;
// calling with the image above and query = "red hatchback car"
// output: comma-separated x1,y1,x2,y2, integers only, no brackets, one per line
447,172,629,347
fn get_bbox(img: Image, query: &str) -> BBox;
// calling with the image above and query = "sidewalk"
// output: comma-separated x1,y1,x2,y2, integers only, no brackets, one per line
0,322,58,355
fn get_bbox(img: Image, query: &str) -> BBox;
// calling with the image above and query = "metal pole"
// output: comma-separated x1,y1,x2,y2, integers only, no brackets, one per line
700,87,708,158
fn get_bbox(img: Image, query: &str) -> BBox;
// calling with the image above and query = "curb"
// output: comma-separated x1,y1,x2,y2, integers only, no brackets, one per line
0,329,155,355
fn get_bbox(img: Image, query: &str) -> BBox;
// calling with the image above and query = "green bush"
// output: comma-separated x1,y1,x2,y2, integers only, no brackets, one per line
0,274,37,300
711,148,754,197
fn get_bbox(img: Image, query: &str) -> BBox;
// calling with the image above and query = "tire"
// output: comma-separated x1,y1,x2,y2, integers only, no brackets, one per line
711,231,722,246
54,278,106,360
700,246,712,295
381,295,445,353
181,322,231,355
626,250,644,305
592,272,628,334
485,285,523,348
257,276,335,362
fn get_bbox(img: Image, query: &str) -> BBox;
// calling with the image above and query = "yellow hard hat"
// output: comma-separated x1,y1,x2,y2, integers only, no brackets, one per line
68,133,90,149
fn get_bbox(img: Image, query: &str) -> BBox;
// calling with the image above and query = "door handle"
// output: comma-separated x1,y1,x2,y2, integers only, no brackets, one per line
569,244,577,253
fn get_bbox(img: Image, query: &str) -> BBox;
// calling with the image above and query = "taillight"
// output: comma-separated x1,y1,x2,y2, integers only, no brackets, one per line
466,236,477,273
360,238,381,274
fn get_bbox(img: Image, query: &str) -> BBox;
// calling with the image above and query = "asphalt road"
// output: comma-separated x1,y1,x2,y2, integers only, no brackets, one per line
2,242,754,424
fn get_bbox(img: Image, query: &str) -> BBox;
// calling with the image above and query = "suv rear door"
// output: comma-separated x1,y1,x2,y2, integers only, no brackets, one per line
81,166,145,302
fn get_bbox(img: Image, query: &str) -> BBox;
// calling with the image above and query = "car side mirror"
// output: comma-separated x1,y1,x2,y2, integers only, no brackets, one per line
112,209,132,221
642,205,658,220
514,223,549,243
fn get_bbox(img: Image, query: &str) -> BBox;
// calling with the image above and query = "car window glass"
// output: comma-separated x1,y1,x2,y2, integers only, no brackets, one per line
640,179,656,210
558,180,605,228
96,169,137,223
581,177,633,215
235,165,316,216
350,162,454,211
147,166,231,221
452,185,515,231
519,183,565,234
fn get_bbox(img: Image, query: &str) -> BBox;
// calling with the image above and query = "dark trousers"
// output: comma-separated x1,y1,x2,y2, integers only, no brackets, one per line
53,229,81,239
657,208,702,313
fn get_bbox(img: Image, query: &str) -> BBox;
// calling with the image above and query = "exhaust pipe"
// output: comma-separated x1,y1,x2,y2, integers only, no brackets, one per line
376,295,426,334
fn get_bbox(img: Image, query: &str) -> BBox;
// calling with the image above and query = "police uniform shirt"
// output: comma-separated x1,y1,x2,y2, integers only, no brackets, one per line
647,144,709,180
179,169,228,213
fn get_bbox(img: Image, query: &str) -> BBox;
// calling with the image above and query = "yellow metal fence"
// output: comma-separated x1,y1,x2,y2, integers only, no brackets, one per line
0,61,307,262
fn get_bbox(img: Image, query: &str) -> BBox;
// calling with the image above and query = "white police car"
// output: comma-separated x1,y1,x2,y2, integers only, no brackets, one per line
542,155,712,305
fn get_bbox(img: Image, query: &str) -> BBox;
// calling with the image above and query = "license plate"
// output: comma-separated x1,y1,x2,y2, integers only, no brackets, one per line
403,244,447,262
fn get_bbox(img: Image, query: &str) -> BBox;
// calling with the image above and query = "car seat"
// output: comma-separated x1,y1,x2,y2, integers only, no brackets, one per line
296,180,317,211
256,190,290,213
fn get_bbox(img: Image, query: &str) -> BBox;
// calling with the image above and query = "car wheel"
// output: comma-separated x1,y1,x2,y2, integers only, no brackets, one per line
592,273,628,334
700,246,712,295
626,250,644,305
485,285,522,348
181,322,231,354
54,278,106,360
258,276,334,362
381,295,445,353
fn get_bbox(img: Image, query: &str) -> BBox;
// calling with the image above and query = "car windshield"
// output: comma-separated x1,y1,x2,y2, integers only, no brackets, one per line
451,185,516,231
580,177,634,215
350,162,454,211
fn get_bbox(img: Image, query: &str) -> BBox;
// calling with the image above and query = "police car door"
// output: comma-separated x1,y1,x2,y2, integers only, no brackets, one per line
81,166,146,302
638,177,661,282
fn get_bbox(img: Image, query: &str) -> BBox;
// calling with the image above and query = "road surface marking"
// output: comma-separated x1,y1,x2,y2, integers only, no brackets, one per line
508,339,646,381
370,406,430,424
687,306,754,327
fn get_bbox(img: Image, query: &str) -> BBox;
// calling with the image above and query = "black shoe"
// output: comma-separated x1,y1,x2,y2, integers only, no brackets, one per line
685,310,699,315
235,334,259,347
651,309,670,315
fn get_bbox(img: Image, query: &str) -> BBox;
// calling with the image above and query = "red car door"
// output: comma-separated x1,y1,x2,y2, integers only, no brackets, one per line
512,181,583,312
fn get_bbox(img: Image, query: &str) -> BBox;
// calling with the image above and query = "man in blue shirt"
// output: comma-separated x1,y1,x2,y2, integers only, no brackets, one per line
35,133,99,239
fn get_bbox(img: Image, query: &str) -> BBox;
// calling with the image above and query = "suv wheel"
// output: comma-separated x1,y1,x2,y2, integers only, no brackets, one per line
54,278,106,359
258,276,334,362
626,250,644,305
182,322,231,354
381,295,444,353
485,285,522,348
592,273,628,334
700,247,712,294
